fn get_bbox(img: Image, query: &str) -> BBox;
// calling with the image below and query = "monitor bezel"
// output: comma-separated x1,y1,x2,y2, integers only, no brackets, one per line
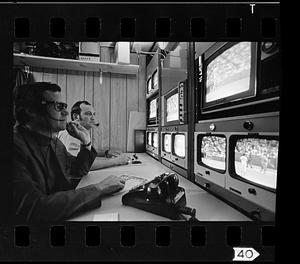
146,131,153,146
201,42,258,112
152,131,159,149
197,133,227,174
228,134,278,193
152,68,159,91
165,87,180,125
162,132,172,153
147,96,159,125
172,132,186,159
146,76,152,95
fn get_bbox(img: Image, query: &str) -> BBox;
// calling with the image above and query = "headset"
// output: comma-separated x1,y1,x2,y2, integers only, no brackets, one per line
23,83,66,122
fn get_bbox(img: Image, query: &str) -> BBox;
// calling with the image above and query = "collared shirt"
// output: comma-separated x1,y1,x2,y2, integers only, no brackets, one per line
58,129,81,156
58,129,107,157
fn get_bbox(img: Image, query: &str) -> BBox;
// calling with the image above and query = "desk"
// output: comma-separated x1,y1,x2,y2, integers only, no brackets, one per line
70,153,251,221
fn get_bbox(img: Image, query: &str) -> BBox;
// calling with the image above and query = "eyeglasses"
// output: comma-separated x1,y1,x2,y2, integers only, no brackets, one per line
82,111,96,117
41,100,68,112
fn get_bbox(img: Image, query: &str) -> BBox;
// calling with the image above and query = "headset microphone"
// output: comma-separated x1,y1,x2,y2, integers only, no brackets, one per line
95,123,100,127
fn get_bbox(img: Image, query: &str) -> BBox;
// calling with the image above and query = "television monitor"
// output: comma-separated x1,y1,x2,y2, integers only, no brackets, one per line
152,132,158,148
147,77,152,94
231,136,278,191
199,135,226,172
161,130,188,172
147,96,158,125
173,133,186,158
146,129,159,159
202,42,256,111
194,113,278,220
166,92,179,122
149,99,157,119
163,80,188,126
147,131,152,146
163,133,172,153
152,69,158,90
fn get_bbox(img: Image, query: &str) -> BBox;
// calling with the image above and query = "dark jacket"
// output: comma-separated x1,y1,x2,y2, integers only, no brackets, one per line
13,125,101,222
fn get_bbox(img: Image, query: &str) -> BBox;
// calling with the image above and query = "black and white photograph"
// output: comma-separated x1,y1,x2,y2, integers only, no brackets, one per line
0,2,282,262
12,40,280,222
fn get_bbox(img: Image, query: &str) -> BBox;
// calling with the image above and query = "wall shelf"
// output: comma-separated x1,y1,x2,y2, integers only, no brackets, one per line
13,53,139,75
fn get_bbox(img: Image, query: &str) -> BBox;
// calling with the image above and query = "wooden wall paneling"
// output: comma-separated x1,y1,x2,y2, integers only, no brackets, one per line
93,71,111,152
84,71,95,144
43,68,58,84
126,75,139,151
31,67,43,82
110,73,127,152
94,46,112,152
84,71,94,104
57,69,67,104
66,70,85,121
138,54,146,113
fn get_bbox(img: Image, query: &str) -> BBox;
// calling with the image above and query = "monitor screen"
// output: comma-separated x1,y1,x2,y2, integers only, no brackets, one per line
149,98,157,119
152,70,158,89
163,133,172,153
200,135,226,171
152,132,158,148
147,78,152,94
147,132,152,146
166,93,179,122
234,137,278,190
173,134,185,158
204,42,254,104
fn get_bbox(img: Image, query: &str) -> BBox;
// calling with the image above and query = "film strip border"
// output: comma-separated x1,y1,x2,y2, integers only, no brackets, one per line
1,222,275,261
1,3,280,40
0,3,280,262
13,15,279,40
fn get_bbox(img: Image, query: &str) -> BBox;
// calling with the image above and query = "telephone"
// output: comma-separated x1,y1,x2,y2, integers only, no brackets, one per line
121,172,197,220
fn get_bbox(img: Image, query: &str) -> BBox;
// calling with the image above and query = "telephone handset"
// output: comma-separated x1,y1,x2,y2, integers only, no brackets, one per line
122,172,197,220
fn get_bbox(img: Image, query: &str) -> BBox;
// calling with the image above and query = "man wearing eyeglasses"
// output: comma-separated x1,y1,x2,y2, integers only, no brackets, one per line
58,100,130,170
13,82,125,222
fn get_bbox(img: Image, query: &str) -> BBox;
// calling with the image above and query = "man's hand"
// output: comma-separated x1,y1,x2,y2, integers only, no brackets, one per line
95,175,125,195
66,121,91,145
112,154,130,166
106,150,122,158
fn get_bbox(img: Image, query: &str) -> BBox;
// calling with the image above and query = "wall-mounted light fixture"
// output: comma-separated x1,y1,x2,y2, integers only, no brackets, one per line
99,69,103,85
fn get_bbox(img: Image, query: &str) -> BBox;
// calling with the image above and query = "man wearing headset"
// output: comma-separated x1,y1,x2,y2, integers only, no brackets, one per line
13,82,125,222
58,101,130,170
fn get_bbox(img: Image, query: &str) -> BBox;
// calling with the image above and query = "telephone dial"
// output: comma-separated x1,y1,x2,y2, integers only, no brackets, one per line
122,172,197,220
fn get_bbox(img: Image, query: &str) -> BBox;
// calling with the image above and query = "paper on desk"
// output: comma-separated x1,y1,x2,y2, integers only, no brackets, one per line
93,212,119,221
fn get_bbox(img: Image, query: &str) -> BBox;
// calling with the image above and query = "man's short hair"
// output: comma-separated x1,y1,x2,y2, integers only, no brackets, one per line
70,101,91,121
14,82,61,125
